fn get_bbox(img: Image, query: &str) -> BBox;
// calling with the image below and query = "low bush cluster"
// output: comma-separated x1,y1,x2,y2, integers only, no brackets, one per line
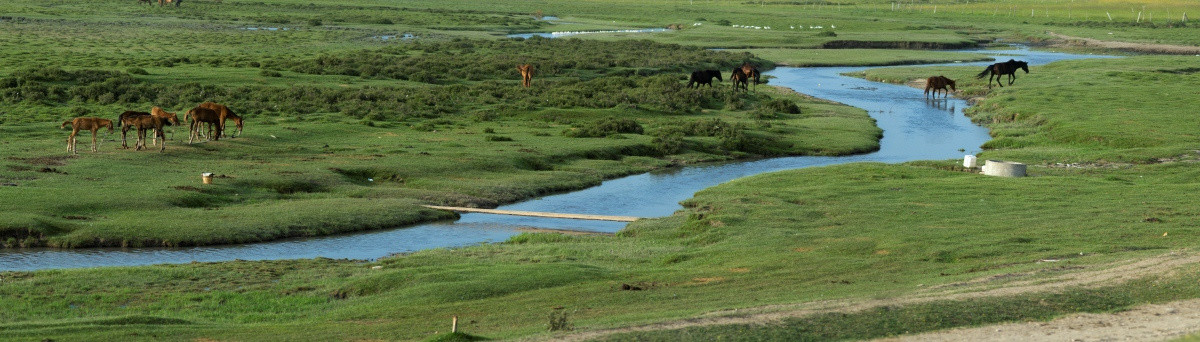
563,117,644,137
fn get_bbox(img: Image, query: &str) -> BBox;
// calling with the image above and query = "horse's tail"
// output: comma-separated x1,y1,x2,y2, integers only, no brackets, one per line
974,66,993,78
61,121,71,129
976,66,992,79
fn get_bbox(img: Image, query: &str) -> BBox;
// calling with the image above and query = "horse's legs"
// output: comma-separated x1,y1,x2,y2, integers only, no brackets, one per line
67,132,76,154
1008,73,1016,85
90,129,99,152
157,128,166,152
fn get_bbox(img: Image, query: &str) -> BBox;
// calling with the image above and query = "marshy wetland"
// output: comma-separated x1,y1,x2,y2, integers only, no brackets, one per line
2,0,1200,341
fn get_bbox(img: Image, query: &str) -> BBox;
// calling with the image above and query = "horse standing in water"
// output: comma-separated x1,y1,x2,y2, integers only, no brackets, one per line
730,68,749,92
739,62,761,91
62,117,114,154
517,64,535,87
976,59,1029,88
924,76,957,98
688,70,723,88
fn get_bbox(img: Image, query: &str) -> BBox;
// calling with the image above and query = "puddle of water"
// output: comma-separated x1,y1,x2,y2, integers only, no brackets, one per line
243,27,290,31
374,33,416,41
0,47,1118,271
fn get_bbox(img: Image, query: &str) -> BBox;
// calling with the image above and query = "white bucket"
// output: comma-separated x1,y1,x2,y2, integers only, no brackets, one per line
963,155,977,168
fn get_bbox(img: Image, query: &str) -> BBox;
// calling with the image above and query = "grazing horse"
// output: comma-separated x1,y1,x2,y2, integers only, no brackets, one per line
730,68,749,92
976,59,1029,88
924,75,957,98
62,117,114,154
687,69,723,89
187,107,223,144
517,64,534,88
149,107,180,146
739,62,761,91
117,111,170,152
197,102,243,138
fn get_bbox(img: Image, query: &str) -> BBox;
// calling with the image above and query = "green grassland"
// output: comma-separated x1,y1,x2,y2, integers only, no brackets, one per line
4,0,1200,340
1,69,879,247
5,50,1200,342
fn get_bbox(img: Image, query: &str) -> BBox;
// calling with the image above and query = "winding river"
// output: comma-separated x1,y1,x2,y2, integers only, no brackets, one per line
0,47,1115,271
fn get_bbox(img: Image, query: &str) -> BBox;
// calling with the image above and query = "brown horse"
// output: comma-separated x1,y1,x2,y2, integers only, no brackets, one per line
924,75,957,98
149,107,180,146
187,107,223,144
738,62,760,91
730,68,749,92
62,117,114,154
117,111,170,152
517,64,534,88
197,102,243,138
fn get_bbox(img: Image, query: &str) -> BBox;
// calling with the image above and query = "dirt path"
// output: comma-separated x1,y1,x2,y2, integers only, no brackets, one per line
1046,31,1200,55
541,251,1200,341
874,299,1200,342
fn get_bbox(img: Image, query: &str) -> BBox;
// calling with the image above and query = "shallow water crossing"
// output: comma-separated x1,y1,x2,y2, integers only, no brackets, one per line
0,47,1116,271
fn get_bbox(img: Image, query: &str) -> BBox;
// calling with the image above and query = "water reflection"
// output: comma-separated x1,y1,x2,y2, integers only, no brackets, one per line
925,98,956,113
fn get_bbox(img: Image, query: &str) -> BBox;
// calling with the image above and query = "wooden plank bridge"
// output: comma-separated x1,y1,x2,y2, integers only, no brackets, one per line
422,205,643,222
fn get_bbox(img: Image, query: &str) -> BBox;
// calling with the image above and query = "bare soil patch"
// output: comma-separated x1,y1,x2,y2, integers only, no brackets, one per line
873,299,1200,342
1046,32,1200,55
542,251,1200,342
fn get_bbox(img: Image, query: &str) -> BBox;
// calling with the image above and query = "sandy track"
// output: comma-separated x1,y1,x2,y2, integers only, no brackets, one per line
874,299,1200,342
1046,32,1200,55
541,251,1200,342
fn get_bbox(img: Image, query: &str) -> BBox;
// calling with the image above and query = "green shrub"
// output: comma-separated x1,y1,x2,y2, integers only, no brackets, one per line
563,117,643,138
652,132,684,155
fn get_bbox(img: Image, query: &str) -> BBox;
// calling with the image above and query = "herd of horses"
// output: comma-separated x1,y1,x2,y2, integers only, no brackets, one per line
513,58,1025,98
60,102,243,154
688,63,761,92
924,59,1029,98
61,59,1029,155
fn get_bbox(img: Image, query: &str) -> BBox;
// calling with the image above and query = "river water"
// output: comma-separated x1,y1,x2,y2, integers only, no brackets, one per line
0,47,1114,271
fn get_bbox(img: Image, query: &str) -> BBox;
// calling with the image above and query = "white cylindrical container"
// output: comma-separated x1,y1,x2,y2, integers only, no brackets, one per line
981,160,1026,177
201,172,214,184
963,155,977,168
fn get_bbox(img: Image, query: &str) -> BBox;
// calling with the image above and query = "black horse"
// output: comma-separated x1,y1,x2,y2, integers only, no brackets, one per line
688,69,723,88
976,59,1029,88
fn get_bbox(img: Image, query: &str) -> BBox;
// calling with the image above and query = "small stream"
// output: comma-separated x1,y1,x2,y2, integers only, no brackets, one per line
0,47,1115,271
507,28,668,39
